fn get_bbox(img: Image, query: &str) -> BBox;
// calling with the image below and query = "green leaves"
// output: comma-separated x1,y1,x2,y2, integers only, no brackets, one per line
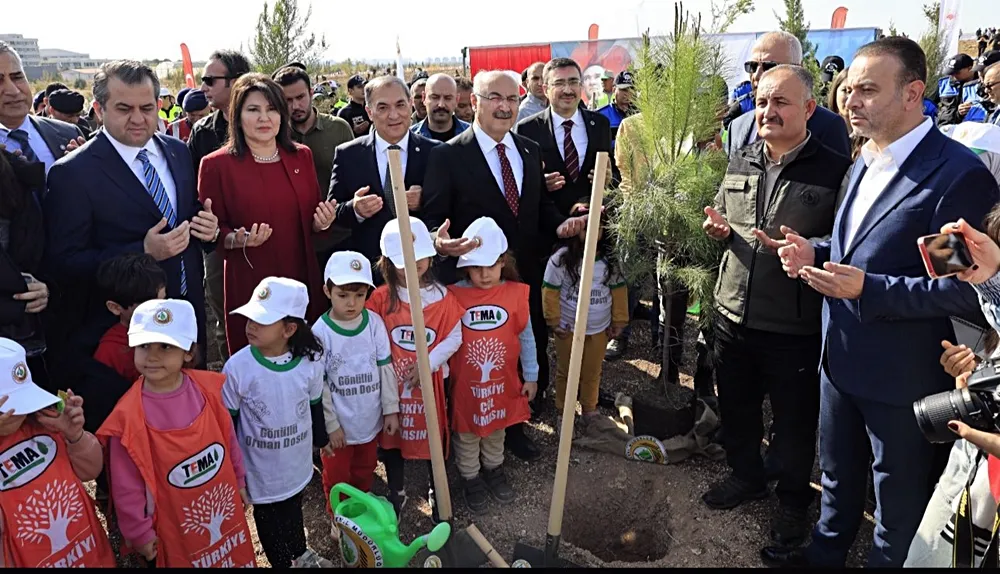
249,0,327,75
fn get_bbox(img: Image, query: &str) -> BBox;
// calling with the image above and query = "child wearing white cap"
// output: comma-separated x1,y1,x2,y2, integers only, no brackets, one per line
543,203,628,423
98,299,257,568
221,277,333,568
312,253,400,527
447,217,538,511
369,217,465,520
0,338,116,568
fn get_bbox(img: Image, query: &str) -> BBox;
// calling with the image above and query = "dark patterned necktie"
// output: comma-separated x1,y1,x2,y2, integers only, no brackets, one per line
562,119,580,181
6,129,39,164
137,149,187,295
383,144,400,215
495,143,519,216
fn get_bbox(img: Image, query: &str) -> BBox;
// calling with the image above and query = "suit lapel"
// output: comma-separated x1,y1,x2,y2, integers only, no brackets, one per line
580,110,598,173
362,134,383,195
279,148,318,231
29,117,63,158
541,109,567,173
91,132,165,222
405,134,424,184
513,135,537,216
459,130,514,216
842,132,945,261
833,158,868,255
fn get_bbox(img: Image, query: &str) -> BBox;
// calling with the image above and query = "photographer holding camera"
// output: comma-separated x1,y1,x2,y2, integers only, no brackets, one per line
905,213,1000,568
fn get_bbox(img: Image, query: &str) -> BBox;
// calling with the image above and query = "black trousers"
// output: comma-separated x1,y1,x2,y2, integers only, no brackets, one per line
382,448,434,495
527,266,550,396
714,315,820,509
252,490,307,568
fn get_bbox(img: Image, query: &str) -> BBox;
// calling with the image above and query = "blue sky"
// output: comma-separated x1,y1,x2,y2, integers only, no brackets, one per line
4,0,994,62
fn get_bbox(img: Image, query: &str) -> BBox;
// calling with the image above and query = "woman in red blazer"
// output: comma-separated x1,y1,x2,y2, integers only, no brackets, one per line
198,73,336,355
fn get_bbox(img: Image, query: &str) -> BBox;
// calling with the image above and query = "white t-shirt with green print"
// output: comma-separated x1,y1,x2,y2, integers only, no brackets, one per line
312,309,395,445
222,346,324,504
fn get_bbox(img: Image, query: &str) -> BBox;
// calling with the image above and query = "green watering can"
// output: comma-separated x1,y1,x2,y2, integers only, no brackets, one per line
331,483,451,568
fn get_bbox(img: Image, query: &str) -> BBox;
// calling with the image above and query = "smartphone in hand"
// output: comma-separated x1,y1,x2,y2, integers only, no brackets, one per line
918,232,974,279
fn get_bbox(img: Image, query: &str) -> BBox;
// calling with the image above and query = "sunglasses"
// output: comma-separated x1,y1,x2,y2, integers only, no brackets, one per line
201,75,236,87
744,60,781,74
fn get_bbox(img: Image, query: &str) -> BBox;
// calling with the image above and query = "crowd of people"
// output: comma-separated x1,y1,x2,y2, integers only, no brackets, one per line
2,21,1000,569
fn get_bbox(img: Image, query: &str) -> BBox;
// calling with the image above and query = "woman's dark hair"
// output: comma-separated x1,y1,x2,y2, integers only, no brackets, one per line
555,202,620,287
226,73,297,157
982,206,1000,354
457,250,521,283
97,253,168,308
376,256,442,314
285,317,323,361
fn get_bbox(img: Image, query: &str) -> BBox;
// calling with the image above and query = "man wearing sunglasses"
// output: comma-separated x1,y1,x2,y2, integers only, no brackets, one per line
187,49,251,366
964,51,1000,124
724,32,850,161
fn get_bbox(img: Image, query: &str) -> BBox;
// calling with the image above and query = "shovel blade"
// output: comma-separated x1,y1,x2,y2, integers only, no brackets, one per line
415,529,487,567
513,537,581,568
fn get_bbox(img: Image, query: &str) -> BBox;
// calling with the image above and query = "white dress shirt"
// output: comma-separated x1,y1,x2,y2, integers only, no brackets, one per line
843,118,933,249
106,132,178,213
0,116,58,174
473,122,524,196
551,108,588,167
375,130,409,187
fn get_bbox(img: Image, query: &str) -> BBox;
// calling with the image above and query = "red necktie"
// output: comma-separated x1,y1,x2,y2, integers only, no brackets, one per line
562,119,580,181
495,143,519,216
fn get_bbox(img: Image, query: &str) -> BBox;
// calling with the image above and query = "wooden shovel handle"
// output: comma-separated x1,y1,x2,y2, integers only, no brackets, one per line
387,149,453,521
466,524,509,567
546,152,610,536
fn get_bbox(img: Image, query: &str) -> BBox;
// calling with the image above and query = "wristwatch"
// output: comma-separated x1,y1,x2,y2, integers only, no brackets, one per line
211,227,221,243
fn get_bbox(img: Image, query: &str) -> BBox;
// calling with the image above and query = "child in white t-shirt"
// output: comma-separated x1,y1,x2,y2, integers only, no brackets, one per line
312,252,400,521
222,277,332,568
543,203,628,422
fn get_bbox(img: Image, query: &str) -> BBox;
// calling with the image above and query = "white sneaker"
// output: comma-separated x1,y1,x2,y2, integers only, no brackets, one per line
292,548,334,568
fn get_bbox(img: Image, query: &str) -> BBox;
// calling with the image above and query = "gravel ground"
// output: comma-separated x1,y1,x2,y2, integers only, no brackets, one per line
94,305,876,568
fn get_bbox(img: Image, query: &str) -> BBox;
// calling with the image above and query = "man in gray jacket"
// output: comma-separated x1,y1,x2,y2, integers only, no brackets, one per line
701,65,851,549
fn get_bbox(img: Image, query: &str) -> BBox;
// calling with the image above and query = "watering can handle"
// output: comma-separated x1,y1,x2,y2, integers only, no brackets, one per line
330,483,395,526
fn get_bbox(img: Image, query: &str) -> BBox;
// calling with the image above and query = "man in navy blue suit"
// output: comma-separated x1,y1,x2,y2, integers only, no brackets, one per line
328,75,439,281
725,32,851,160
761,37,1000,568
43,60,219,377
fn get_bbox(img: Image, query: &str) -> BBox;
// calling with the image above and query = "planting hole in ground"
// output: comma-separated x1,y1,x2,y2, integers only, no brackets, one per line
561,470,672,563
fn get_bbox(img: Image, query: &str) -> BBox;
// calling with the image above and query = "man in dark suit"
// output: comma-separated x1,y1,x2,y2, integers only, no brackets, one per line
422,70,586,462
43,60,219,381
515,57,612,218
0,42,85,179
329,75,439,279
723,32,851,159
762,37,1000,568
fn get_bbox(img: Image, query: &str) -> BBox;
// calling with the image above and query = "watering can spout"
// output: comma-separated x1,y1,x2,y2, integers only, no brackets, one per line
405,522,452,562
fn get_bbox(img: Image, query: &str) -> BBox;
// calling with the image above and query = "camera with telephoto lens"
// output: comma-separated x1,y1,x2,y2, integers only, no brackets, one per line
913,359,1000,443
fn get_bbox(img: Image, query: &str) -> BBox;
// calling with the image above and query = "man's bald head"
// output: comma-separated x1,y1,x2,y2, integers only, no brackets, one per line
425,73,459,124
748,31,804,92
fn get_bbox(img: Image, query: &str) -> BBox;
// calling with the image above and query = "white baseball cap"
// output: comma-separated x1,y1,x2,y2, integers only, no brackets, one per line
457,217,508,268
231,277,309,325
129,299,198,351
325,251,375,288
0,339,60,415
380,217,438,269
159,87,171,97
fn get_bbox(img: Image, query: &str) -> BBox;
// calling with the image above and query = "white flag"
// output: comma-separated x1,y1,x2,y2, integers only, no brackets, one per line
396,37,406,81
939,0,963,57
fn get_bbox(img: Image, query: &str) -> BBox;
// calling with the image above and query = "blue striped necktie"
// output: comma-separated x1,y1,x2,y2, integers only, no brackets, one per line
6,130,39,163
137,148,187,295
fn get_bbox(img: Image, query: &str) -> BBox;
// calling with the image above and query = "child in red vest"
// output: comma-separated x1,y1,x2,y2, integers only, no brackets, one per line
0,338,116,568
98,299,256,568
93,253,168,386
367,217,464,521
447,217,537,512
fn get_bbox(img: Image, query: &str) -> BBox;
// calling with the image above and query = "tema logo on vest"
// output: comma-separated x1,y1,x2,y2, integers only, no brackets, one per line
463,305,508,332
625,436,668,465
390,326,437,350
0,436,57,490
168,443,226,489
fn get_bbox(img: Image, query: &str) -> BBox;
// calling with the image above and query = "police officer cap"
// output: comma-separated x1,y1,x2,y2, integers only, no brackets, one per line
182,90,209,112
975,51,1000,73
615,71,635,88
48,89,85,115
945,53,975,75
176,87,192,108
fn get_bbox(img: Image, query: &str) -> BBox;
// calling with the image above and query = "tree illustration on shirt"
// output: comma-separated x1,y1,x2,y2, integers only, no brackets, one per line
15,479,84,555
394,357,416,399
180,484,236,545
467,338,506,383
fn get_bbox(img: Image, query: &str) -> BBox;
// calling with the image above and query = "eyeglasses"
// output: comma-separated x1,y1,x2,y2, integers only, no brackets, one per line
201,75,236,87
476,93,521,106
549,78,582,89
744,60,781,74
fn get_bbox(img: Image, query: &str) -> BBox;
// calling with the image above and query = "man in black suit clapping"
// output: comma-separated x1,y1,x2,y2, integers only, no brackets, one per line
329,75,440,281
515,57,612,219
422,70,586,461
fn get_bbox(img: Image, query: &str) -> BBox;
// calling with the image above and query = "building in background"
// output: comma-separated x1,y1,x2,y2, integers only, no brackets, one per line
39,48,108,69
0,33,40,65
